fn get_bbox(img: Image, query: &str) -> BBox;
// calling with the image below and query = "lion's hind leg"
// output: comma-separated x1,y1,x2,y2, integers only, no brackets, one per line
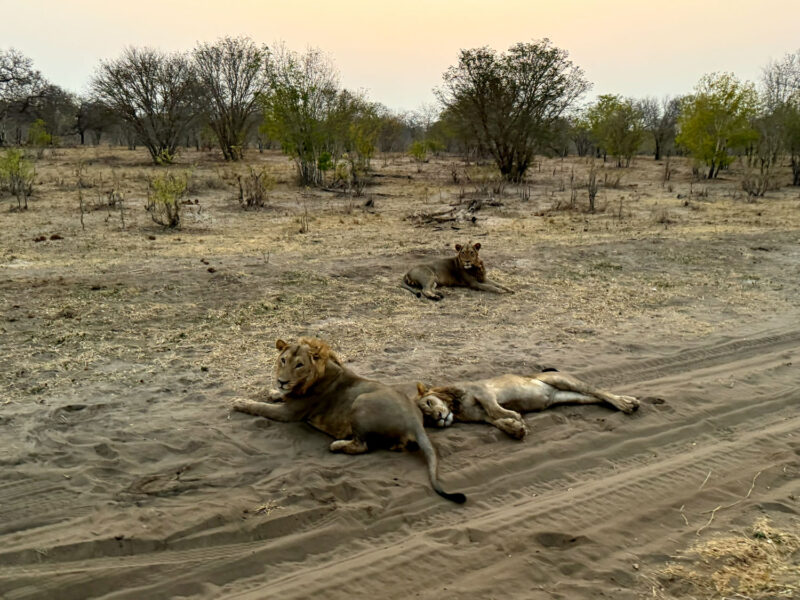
535,372,639,414
405,267,442,300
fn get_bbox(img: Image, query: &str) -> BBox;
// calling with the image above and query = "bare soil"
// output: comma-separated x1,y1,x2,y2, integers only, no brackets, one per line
1,148,799,599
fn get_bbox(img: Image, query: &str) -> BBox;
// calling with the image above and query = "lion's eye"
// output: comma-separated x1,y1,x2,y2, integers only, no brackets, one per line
426,400,432,407
295,362,303,369
281,357,286,365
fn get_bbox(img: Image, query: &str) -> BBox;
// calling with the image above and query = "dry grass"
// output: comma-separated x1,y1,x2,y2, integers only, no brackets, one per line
2,148,800,402
655,517,800,599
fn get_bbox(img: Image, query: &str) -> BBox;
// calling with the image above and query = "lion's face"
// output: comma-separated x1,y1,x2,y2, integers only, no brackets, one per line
273,339,326,396
454,241,483,272
415,383,454,428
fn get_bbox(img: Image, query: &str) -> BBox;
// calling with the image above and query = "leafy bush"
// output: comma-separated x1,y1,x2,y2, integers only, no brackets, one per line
0,149,35,210
146,171,188,227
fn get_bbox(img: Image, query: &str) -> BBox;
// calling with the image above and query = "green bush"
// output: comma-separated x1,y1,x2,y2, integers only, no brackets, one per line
28,119,52,157
146,171,188,227
0,149,35,210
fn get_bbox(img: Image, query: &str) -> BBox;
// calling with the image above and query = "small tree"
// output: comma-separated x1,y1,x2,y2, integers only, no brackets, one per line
146,171,187,227
639,96,681,160
587,95,644,167
0,148,34,209
261,45,340,186
27,118,51,157
676,73,758,179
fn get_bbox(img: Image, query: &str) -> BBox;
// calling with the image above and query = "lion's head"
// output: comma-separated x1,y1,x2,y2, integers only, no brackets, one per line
274,337,341,396
454,241,486,281
415,382,454,428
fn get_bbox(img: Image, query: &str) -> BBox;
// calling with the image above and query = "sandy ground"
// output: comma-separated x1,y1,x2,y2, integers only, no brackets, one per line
1,148,799,599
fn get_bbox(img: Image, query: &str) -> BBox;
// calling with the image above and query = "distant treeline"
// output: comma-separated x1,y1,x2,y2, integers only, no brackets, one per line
1,38,798,190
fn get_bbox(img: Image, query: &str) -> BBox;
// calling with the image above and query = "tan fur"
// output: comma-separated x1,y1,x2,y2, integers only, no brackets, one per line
233,338,466,503
415,372,639,439
402,241,513,300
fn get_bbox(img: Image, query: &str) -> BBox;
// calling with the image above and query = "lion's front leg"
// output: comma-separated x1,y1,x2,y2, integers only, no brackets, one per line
490,417,528,439
474,392,527,438
330,438,369,454
231,398,302,422
469,279,514,294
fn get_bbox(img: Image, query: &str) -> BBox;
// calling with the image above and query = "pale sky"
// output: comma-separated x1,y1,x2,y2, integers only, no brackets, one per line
2,0,798,111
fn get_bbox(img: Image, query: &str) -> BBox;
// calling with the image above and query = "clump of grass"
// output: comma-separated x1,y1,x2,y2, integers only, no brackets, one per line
656,517,800,599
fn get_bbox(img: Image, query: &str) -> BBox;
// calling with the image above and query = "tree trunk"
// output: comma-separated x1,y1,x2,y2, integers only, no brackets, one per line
792,155,800,186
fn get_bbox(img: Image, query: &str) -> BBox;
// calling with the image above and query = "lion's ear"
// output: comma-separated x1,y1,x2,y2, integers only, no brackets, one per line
416,382,427,396
276,339,288,351
454,244,462,251
473,242,481,251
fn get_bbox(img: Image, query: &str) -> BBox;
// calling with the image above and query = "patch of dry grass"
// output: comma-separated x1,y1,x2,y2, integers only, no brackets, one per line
655,518,800,599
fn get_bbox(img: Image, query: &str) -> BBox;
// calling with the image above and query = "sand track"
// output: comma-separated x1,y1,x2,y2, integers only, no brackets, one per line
2,326,797,600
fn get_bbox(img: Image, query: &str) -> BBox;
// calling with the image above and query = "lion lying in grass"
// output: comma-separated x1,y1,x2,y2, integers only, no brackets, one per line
401,241,513,300
232,337,466,503
414,371,639,439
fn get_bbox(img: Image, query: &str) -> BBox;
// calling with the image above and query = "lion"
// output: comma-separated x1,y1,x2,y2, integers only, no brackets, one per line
414,371,639,439
401,241,513,300
231,337,466,503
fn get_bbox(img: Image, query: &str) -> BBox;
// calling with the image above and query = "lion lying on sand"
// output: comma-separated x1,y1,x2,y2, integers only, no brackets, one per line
232,337,466,503
401,241,513,300
414,371,639,439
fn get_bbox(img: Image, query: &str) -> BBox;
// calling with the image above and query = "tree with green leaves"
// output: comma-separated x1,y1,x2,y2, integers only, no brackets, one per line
676,73,758,179
437,39,589,181
586,95,644,167
193,36,268,161
92,47,197,164
260,45,341,186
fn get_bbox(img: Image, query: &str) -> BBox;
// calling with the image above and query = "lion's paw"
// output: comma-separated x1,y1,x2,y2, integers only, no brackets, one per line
618,395,640,413
497,417,528,439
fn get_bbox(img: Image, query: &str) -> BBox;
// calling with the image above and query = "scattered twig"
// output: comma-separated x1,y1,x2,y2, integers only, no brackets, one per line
696,470,762,535
679,504,689,526
698,470,712,491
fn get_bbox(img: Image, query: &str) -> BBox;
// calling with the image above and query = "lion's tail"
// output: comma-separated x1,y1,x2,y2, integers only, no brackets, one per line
411,419,466,504
400,277,422,298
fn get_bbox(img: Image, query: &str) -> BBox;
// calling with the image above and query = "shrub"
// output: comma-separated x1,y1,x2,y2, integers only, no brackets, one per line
237,166,275,209
146,171,188,228
0,149,35,210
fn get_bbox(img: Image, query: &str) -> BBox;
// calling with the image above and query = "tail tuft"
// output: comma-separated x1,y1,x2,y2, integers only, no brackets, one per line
438,490,467,504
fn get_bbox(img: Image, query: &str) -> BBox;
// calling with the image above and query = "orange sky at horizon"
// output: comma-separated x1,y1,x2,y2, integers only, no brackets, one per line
2,0,798,111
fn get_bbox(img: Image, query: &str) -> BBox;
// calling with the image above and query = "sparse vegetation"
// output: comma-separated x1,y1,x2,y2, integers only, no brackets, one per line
0,148,34,210
145,171,188,228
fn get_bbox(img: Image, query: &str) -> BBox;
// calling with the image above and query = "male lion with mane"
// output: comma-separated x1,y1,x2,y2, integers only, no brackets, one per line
414,371,639,439
232,337,466,503
401,241,513,300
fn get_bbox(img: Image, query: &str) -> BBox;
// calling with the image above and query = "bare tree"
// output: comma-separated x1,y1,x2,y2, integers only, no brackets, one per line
91,47,197,164
193,36,268,161
639,96,681,161
437,39,589,181
762,50,800,185
0,48,47,146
